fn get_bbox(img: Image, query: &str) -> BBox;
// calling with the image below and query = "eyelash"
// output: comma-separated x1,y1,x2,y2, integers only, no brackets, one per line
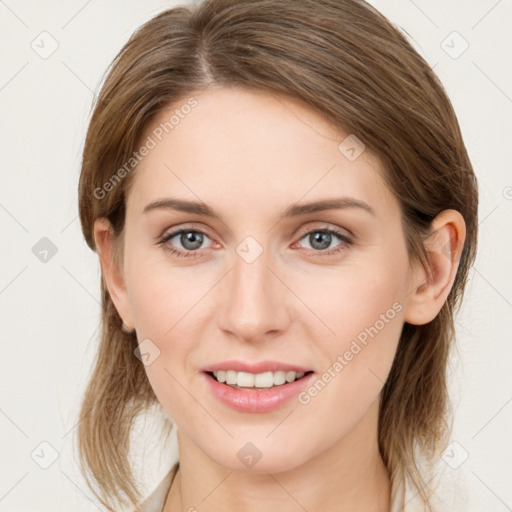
157,225,354,259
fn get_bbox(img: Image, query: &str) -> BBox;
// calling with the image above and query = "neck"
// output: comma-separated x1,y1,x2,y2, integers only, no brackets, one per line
164,399,391,512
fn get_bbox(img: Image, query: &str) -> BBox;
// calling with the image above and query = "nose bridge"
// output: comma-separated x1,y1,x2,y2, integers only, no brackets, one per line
219,241,288,340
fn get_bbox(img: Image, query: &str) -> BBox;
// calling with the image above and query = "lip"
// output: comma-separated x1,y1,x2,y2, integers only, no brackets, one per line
202,371,315,413
201,359,312,374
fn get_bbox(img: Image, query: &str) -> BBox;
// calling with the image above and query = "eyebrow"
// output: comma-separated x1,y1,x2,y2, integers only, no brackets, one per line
142,197,375,219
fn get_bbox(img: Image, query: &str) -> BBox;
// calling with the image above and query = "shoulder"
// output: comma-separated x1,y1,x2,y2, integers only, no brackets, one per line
134,461,180,512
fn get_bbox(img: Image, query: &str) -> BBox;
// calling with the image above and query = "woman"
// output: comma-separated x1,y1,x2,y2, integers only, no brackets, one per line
76,0,478,510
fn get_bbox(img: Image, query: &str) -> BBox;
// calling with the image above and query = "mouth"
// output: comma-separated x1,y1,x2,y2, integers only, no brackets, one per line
205,370,315,391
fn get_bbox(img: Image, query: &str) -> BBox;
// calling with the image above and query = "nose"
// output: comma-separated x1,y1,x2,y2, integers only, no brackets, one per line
217,244,291,343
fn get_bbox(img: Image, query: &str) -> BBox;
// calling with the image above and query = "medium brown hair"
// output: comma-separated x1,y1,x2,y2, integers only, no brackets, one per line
76,0,478,509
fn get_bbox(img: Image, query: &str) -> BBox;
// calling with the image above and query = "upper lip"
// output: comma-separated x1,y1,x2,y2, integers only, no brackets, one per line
202,360,313,374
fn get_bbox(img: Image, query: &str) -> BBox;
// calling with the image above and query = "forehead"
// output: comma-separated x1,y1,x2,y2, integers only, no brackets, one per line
127,86,397,221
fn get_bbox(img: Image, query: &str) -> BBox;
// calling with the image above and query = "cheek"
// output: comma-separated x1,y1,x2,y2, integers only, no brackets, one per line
336,270,405,356
288,252,407,349
125,245,197,338
124,251,209,417
291,253,407,408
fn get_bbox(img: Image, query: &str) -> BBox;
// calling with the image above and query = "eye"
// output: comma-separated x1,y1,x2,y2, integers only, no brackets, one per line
295,227,353,255
158,225,354,259
158,228,213,258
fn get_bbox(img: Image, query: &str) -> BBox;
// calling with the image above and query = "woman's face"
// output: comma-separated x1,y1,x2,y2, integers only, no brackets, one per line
110,86,421,472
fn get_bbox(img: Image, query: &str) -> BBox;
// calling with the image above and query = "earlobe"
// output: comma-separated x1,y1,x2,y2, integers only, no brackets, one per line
403,209,466,326
93,217,135,331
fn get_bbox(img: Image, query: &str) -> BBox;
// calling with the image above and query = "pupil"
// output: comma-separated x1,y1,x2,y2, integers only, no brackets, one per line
311,231,330,250
182,231,203,250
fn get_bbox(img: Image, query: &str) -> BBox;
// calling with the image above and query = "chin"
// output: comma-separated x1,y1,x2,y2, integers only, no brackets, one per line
205,441,310,475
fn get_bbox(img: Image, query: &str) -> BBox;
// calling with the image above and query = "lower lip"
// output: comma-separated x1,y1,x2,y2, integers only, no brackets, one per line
202,372,315,413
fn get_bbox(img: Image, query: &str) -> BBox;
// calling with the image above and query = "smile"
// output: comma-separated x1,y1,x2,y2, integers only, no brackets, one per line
203,370,316,413
211,370,311,389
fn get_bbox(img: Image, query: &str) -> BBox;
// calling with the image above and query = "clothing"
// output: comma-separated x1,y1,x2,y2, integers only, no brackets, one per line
136,461,421,512
137,461,179,512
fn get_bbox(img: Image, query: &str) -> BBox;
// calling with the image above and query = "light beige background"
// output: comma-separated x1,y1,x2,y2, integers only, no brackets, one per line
0,1,510,510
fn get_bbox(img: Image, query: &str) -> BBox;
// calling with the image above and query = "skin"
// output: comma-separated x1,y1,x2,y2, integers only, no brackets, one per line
94,85,466,512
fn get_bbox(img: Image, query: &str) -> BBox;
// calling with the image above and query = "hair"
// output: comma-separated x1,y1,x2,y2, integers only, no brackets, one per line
76,0,479,510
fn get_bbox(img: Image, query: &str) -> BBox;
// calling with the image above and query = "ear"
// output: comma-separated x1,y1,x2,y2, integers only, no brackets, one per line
403,209,466,326
93,217,135,331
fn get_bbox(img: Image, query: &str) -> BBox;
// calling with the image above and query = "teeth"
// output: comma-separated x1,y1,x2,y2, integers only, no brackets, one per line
225,370,237,385
239,372,256,387
212,370,307,388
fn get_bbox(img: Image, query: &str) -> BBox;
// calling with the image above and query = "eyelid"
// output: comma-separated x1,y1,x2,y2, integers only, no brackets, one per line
159,222,215,240
294,221,353,239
